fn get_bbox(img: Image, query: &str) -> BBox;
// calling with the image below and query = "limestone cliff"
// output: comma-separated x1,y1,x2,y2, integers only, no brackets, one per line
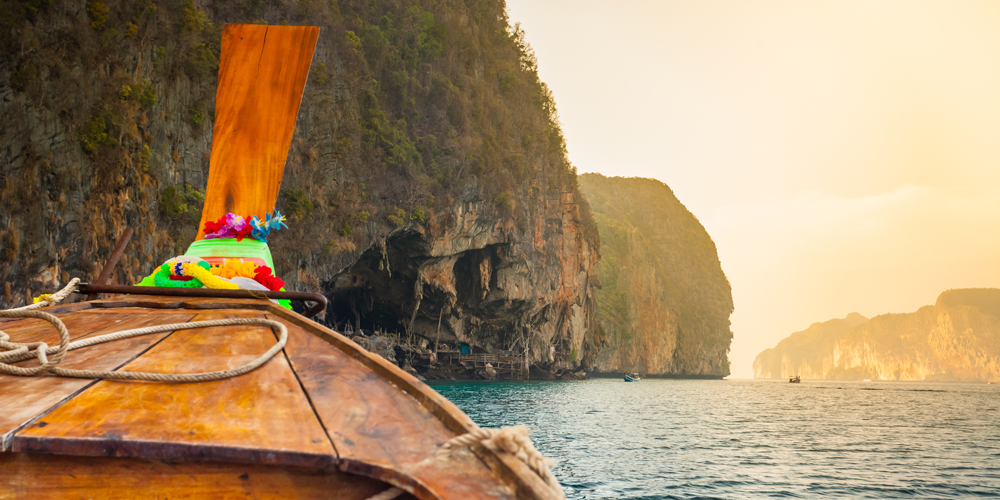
578,174,733,377
754,289,1000,382
752,313,869,379
0,0,600,372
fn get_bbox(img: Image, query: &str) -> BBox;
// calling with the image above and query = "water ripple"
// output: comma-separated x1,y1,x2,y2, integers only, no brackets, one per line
431,379,1000,499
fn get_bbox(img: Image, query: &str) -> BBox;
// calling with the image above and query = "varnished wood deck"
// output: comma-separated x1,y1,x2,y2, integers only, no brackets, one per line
0,296,559,500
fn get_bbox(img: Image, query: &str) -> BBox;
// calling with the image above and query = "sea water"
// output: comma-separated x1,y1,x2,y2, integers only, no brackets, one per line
430,379,1000,499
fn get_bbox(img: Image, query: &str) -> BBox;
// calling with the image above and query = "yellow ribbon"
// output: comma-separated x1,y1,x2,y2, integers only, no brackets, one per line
210,259,259,280
181,263,238,289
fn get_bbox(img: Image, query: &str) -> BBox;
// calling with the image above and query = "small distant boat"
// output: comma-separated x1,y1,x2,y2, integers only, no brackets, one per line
624,373,641,382
789,375,801,383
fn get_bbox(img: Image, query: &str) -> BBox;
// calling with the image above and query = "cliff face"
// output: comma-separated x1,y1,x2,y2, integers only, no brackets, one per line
578,174,733,377
324,186,599,372
753,313,869,379
754,289,1000,382
0,0,600,372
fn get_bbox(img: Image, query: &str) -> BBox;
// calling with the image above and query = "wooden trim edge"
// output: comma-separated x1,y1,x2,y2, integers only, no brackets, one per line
338,458,436,500
16,301,94,316
11,435,336,469
90,298,272,311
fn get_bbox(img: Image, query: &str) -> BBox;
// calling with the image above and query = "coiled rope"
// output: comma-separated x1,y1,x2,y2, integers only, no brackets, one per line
437,425,565,497
0,279,286,382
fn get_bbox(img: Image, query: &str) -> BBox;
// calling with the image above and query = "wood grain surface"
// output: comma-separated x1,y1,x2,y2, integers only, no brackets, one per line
0,301,92,323
196,24,319,239
0,310,194,450
0,309,126,344
0,453,401,500
2,296,556,499
12,311,335,468
275,318,516,500
266,306,562,500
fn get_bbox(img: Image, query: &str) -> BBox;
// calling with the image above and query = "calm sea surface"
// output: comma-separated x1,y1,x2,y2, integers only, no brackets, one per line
430,379,1000,499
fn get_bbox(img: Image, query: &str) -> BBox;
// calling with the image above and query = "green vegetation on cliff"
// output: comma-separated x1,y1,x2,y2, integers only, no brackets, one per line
0,0,595,306
578,174,733,376
754,290,1000,382
0,0,602,377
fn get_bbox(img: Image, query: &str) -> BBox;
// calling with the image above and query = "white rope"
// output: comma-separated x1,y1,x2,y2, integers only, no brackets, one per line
0,279,286,382
364,487,403,500
437,425,565,498
8,278,81,311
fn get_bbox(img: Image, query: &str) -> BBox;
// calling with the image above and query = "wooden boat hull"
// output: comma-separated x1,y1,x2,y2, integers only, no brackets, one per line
0,296,560,500
0,453,391,500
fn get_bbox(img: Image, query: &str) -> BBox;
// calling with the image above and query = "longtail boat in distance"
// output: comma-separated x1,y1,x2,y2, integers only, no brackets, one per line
0,24,563,500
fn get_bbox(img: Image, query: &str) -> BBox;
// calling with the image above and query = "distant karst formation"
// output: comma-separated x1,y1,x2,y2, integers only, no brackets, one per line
578,174,734,377
754,289,1000,382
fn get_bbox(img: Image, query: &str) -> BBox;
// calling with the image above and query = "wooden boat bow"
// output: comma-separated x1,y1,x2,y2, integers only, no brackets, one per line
0,295,560,499
0,22,563,499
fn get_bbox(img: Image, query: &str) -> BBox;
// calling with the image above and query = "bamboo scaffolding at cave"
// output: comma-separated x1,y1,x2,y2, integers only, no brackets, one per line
436,349,529,380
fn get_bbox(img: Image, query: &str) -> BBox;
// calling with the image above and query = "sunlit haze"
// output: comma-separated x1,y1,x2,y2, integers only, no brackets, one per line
506,0,1000,378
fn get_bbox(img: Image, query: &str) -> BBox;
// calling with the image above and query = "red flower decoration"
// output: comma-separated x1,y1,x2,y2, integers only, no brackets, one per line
253,265,285,291
204,216,226,235
234,225,254,242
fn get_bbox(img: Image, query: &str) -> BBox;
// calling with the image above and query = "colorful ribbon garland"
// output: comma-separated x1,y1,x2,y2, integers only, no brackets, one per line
203,211,288,243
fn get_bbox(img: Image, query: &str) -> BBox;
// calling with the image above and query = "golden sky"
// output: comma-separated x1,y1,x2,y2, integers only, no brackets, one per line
506,0,1000,378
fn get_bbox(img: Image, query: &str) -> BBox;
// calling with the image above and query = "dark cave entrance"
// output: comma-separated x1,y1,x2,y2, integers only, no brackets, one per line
326,289,407,335
322,229,474,338
323,230,426,335
320,229,515,345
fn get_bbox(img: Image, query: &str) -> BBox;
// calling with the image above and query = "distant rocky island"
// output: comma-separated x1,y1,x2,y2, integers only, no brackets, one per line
578,174,734,378
754,289,1000,382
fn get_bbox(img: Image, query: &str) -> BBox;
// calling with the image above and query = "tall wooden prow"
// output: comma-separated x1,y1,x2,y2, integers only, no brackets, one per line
195,24,319,240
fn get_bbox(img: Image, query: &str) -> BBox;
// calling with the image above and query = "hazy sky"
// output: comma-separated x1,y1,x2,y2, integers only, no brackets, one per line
506,0,1000,378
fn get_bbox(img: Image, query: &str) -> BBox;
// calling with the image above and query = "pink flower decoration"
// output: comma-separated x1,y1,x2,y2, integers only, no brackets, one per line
226,213,247,231
202,213,276,243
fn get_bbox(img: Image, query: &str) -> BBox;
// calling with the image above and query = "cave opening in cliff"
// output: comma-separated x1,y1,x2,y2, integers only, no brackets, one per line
321,229,529,354
326,289,407,335
321,229,463,340
323,232,420,335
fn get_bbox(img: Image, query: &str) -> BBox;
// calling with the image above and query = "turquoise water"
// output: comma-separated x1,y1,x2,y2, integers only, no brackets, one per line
430,379,1000,499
